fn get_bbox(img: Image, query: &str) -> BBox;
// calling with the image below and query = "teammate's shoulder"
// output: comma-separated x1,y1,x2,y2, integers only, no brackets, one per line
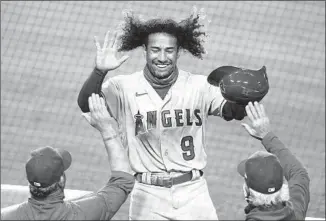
1,202,26,219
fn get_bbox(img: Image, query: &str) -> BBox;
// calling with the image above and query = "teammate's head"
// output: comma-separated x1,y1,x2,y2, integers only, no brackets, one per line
25,146,71,199
242,181,289,209
118,12,207,77
29,173,66,199
238,151,289,210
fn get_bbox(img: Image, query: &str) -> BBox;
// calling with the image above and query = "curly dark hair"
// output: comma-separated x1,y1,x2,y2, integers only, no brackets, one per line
118,13,207,59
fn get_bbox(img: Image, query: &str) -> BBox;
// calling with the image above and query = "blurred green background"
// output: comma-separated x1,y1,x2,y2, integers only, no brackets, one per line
1,1,325,219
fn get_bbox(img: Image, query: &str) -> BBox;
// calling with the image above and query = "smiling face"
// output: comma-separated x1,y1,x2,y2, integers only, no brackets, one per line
144,33,180,79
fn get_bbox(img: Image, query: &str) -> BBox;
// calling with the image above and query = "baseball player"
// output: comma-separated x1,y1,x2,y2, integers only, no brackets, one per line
78,12,246,220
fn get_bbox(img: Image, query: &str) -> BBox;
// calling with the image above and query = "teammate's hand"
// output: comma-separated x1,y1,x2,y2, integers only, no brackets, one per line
82,93,117,136
241,101,271,140
94,30,129,72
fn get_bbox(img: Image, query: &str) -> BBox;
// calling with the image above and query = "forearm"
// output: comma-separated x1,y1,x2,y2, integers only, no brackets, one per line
101,129,132,174
71,171,135,220
97,171,135,219
77,68,107,113
261,132,309,182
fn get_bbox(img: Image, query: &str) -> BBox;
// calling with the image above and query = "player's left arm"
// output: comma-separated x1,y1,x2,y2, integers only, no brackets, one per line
205,83,246,121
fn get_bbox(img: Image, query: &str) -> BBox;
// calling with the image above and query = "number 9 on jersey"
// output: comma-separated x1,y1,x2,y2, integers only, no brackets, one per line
181,136,195,161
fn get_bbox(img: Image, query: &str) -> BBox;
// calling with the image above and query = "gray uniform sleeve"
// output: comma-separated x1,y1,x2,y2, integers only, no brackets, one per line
70,171,135,220
262,132,310,220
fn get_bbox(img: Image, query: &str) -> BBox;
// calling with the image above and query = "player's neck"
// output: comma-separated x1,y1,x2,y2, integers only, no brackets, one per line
143,65,179,89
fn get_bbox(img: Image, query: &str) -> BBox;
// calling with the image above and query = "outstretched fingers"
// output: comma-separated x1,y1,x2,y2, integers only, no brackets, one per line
245,103,255,123
96,94,102,112
88,95,94,113
93,93,102,112
99,97,107,112
253,101,263,118
94,36,101,51
248,102,259,120
259,103,267,118
110,31,118,49
94,30,111,51
103,30,110,49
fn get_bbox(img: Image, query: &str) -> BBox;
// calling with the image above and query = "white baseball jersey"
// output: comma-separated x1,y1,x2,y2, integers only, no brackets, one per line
102,69,226,173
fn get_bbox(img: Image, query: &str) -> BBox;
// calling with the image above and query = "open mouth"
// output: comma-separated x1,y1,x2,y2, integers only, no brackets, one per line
156,64,169,68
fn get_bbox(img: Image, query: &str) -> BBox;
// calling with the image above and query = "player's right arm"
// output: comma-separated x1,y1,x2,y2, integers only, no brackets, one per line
77,30,129,117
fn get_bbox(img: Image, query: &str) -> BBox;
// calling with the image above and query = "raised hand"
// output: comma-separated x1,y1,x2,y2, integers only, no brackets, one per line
82,93,117,136
241,101,271,140
94,30,129,72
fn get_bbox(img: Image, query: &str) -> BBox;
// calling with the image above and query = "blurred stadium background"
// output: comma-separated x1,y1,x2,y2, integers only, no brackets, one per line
1,1,325,220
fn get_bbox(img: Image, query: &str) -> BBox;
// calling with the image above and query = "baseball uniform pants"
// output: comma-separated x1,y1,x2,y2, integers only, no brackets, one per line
129,175,218,220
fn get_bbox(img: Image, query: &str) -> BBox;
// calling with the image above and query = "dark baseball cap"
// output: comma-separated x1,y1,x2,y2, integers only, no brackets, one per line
237,151,283,194
25,146,72,188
